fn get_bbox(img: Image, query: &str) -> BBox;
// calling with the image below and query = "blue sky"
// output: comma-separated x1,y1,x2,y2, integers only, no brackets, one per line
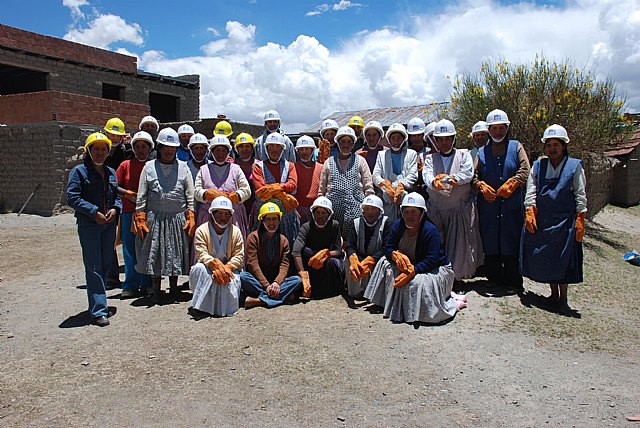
1,0,638,130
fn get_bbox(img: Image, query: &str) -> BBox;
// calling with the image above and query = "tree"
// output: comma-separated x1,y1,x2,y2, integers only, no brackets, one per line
450,55,634,159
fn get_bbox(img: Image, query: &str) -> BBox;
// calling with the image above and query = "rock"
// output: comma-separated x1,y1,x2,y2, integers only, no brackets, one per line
81,360,89,366
7,333,14,338
337,416,346,422
243,346,252,356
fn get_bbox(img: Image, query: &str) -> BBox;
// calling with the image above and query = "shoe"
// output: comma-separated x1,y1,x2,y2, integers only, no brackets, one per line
91,316,110,327
105,281,121,290
121,289,139,300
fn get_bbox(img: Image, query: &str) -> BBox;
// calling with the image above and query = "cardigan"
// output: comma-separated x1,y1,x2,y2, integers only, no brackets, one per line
384,218,449,274
193,222,245,271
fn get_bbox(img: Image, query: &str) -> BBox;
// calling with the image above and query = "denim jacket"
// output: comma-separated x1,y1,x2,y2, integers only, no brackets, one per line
67,158,122,222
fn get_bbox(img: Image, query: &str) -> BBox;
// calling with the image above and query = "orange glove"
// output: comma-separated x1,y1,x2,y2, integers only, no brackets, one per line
379,179,395,200
299,271,311,298
208,259,232,285
358,150,368,158
417,157,424,175
477,181,497,203
445,175,458,186
496,178,520,199
349,253,364,280
575,212,585,242
392,250,414,275
525,206,537,234
318,138,330,164
393,271,416,288
223,263,236,280
279,193,299,212
308,248,331,270
133,211,149,239
432,173,448,191
184,209,196,238
124,189,137,203
256,183,282,201
204,188,225,202
360,256,376,277
226,191,241,204
393,182,405,204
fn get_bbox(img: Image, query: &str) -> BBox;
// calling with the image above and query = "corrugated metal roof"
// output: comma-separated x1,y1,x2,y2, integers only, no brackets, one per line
303,102,450,133
603,129,640,157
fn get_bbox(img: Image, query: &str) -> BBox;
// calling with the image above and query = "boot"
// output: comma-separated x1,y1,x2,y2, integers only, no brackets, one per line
151,277,162,304
169,276,179,300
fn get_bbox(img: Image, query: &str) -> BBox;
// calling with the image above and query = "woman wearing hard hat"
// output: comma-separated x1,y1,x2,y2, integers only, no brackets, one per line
240,202,303,309
355,120,387,174
318,126,374,239
292,197,344,298
188,196,244,317
364,193,467,324
254,110,296,163
520,125,587,311
344,195,391,299
176,124,195,162
134,127,196,303
115,131,154,299
423,119,483,291
293,135,323,225
372,122,418,223
232,132,259,232
194,135,252,241
317,119,340,164
472,109,530,295
66,132,122,327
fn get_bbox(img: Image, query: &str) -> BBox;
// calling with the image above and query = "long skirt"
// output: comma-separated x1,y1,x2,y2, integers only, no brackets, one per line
189,263,241,316
344,256,374,298
364,257,457,324
135,210,190,276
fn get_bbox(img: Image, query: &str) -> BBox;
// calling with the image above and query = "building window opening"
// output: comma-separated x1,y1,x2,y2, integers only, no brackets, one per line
102,83,125,101
149,92,179,122
0,64,47,95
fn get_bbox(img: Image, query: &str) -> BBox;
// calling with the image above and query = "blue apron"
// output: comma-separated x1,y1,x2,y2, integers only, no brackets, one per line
520,157,583,284
477,140,524,256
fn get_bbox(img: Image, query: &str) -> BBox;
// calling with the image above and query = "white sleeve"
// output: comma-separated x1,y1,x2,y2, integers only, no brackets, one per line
423,154,436,190
183,164,195,211
194,169,207,202
451,150,474,185
523,168,537,208
573,163,587,213
372,151,385,187
399,150,417,187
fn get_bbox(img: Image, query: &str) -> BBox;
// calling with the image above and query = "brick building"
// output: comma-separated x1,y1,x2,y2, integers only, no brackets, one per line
0,24,200,214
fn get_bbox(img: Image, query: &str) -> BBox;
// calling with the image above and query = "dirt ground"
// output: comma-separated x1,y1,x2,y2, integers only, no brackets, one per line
0,206,639,427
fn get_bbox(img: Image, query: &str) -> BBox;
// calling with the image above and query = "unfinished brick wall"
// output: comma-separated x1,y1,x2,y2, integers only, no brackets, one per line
583,152,613,219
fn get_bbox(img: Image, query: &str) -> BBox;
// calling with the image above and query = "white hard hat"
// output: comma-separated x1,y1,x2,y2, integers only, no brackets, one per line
208,196,234,215
319,119,339,138
406,117,426,135
364,120,384,137
471,121,489,135
400,192,426,210
424,121,436,142
209,135,232,151
188,133,209,149
264,132,286,147
178,124,195,135
433,119,456,137
131,131,154,149
311,196,333,216
139,115,159,131
295,135,316,150
335,126,356,143
264,110,281,122
386,123,408,142
360,194,384,212
156,127,180,147
541,124,570,144
486,109,510,126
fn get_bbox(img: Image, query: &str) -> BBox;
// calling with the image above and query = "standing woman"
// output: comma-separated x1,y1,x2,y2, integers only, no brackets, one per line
233,133,259,232
67,132,121,326
317,119,339,164
355,120,387,174
194,136,252,241
521,125,586,310
372,123,418,223
318,126,374,239
293,135,323,224
134,128,196,302
423,119,483,288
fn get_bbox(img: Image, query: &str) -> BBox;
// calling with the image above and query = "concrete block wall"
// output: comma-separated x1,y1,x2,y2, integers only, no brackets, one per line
583,152,613,219
610,147,640,207
162,118,263,140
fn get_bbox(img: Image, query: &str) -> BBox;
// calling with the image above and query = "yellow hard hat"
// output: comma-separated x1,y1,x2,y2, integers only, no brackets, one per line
104,117,126,136
84,132,112,152
258,202,282,220
214,120,233,137
348,116,364,128
234,132,256,147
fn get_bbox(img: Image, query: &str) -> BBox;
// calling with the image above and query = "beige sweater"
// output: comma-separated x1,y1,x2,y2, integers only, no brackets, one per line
193,222,245,271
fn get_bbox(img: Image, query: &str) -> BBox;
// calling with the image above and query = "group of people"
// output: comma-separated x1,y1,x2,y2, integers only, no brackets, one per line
67,108,586,327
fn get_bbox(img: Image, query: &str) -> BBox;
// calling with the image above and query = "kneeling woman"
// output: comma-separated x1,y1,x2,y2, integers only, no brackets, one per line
189,196,245,316
240,203,302,308
364,193,466,324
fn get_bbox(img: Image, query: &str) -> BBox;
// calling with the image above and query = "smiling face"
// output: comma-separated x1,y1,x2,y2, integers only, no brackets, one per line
337,136,355,155
402,206,423,229
262,213,281,235
473,132,490,148
544,138,566,163
235,143,254,160
266,144,284,162
389,132,405,150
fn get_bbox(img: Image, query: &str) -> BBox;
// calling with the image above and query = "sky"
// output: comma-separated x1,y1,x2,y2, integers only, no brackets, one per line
2,0,639,132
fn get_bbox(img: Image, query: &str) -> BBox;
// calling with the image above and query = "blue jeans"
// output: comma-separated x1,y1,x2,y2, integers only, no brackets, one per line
240,272,301,308
120,212,151,291
77,218,117,318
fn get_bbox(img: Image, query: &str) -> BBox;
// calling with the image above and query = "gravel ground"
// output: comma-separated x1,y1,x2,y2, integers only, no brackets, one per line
0,208,638,427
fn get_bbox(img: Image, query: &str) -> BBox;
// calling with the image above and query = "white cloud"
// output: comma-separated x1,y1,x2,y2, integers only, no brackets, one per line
306,1,361,17
206,27,221,37
306,4,329,16
63,13,144,49
333,0,361,11
201,21,256,55
62,0,89,20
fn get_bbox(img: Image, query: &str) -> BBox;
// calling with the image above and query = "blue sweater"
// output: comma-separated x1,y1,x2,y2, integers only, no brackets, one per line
384,218,449,274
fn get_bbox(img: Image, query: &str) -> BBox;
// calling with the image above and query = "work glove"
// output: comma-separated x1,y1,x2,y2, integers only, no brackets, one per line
184,209,196,238
208,259,232,285
124,190,137,203
308,248,331,270
360,256,376,277
256,183,282,201
417,158,424,175
432,173,448,191
477,181,497,203
349,253,365,280
133,211,149,239
379,179,395,200
227,191,241,205
318,139,330,164
278,193,299,212
575,212,585,242
525,206,537,234
445,175,458,186
496,178,520,199
204,188,225,202
392,250,414,275
393,271,416,288
299,271,312,298
393,183,405,204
